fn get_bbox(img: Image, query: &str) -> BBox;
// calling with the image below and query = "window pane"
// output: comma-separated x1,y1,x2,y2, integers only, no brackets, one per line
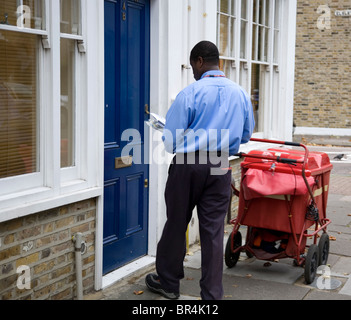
239,62,248,89
273,30,279,63
274,0,280,29
264,27,269,62
230,17,235,56
241,0,247,19
265,0,270,26
0,0,45,30
259,26,267,62
252,25,258,60
253,0,259,23
60,0,81,35
259,0,265,25
220,0,230,14
60,38,76,168
219,59,235,80
240,20,247,59
231,0,236,16
251,64,260,133
219,14,229,56
0,31,39,178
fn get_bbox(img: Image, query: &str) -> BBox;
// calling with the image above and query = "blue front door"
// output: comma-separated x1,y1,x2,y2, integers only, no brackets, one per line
103,0,150,275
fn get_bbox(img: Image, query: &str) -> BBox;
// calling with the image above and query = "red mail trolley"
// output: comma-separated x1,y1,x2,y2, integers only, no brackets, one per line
225,138,333,284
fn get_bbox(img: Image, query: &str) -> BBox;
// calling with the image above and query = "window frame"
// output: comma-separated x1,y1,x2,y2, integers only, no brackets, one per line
217,0,237,59
0,0,47,196
59,0,86,184
0,0,101,223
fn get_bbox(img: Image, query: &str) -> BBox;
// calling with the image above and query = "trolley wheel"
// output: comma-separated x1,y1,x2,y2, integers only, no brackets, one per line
318,233,330,266
225,231,242,268
304,244,320,284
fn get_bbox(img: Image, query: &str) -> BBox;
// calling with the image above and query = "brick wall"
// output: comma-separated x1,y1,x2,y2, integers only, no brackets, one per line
294,0,351,128
0,199,96,300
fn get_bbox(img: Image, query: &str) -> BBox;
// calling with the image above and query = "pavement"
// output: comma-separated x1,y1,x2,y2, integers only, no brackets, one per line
85,144,351,303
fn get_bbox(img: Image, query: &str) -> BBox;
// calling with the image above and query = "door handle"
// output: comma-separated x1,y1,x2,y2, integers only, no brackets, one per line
145,104,150,115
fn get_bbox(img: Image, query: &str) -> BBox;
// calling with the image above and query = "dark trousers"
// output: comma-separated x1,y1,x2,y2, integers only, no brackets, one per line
156,153,232,300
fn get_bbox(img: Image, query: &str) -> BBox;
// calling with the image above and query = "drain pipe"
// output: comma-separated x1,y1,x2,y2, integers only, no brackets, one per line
72,233,85,300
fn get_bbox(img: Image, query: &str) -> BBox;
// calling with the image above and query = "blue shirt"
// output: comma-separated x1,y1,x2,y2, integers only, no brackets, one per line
162,70,255,156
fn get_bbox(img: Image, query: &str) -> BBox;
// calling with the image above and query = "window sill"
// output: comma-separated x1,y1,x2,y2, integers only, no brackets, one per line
0,24,47,36
0,185,102,224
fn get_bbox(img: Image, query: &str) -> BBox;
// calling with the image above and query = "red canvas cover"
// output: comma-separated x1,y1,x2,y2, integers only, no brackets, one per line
241,168,315,200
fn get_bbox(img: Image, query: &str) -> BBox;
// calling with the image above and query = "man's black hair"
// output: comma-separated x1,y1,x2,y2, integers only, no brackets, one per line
190,41,220,65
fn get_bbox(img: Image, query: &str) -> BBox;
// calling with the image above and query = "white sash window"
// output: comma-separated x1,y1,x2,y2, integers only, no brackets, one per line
0,0,103,222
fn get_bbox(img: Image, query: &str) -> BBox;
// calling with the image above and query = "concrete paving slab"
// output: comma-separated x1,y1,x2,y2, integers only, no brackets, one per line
303,289,351,300
340,195,351,202
184,250,202,269
339,278,351,297
222,273,310,300
178,267,310,300
223,257,304,285
328,232,351,257
330,256,351,276
328,225,351,235
323,253,339,269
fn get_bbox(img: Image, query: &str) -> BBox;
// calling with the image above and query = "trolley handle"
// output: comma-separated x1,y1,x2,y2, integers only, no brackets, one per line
276,157,298,166
284,141,302,147
234,153,300,165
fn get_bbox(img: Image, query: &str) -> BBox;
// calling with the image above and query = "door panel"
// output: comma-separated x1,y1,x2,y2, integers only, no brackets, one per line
103,180,120,243
125,173,143,235
103,0,150,275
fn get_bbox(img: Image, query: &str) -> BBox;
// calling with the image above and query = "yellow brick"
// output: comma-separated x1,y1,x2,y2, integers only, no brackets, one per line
16,252,39,268
59,207,68,216
36,235,54,248
33,283,55,299
52,287,72,300
0,245,20,262
83,254,95,265
33,260,55,275
71,222,90,234
55,216,75,229
7,218,23,231
43,222,54,233
4,234,15,245
52,265,72,279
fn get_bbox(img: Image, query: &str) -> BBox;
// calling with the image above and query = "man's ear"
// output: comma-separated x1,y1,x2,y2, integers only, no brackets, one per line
198,56,204,68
